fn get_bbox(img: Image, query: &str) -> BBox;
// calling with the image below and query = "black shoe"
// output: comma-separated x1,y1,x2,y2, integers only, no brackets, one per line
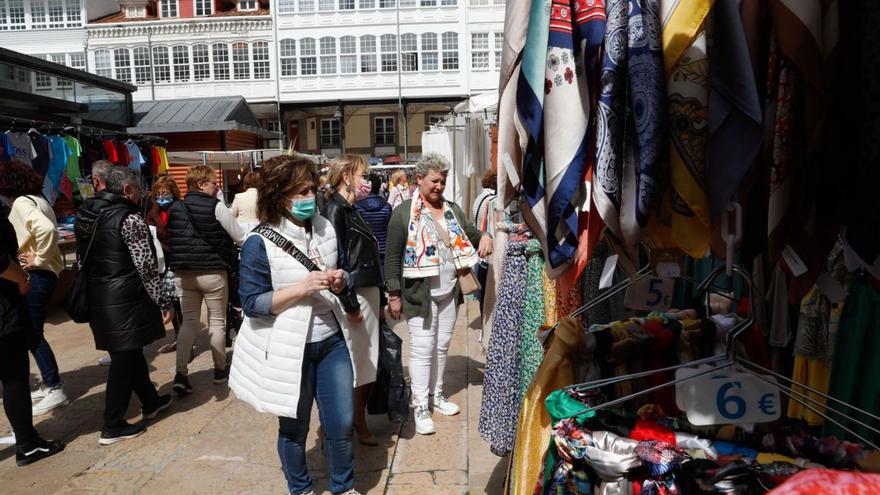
142,394,173,420
99,422,146,446
213,367,228,384
172,372,192,395
16,437,64,467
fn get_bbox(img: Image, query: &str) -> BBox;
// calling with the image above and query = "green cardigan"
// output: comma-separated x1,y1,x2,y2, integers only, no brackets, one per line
384,198,486,319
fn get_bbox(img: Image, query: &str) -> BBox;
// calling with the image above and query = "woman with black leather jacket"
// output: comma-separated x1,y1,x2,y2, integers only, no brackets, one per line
321,154,382,446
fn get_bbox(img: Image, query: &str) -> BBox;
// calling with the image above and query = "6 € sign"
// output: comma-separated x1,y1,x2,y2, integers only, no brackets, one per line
675,367,781,426
624,277,674,312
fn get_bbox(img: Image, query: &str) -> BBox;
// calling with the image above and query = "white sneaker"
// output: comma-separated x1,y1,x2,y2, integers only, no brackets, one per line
339,490,362,495
413,404,435,435
432,394,460,416
98,355,112,366
32,387,70,416
30,387,49,402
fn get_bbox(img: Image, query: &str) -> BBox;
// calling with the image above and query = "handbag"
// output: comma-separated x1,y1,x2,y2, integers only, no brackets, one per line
252,225,320,272
64,219,99,323
428,211,481,296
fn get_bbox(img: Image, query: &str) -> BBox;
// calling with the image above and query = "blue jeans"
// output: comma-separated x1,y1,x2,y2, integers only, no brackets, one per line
26,270,62,389
278,331,354,495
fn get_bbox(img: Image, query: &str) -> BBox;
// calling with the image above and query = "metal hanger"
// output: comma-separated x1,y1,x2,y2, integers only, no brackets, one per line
561,264,880,450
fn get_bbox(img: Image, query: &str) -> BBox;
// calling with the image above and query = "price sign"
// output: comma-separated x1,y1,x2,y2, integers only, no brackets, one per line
675,366,781,426
624,277,673,311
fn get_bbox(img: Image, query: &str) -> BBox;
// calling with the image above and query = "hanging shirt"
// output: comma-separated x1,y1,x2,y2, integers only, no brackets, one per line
63,135,82,183
8,132,36,166
157,146,169,175
115,142,130,168
0,133,14,160
46,136,72,189
30,134,51,176
101,140,118,164
125,141,145,172
150,146,162,175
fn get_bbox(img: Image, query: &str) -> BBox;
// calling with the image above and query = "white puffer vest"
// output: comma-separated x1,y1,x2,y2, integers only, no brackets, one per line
229,215,355,418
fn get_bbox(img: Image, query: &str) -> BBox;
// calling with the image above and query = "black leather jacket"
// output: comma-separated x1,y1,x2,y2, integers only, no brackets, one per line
321,192,383,290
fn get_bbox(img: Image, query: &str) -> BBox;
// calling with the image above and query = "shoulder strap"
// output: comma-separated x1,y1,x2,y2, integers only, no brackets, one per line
428,212,453,249
474,193,495,226
253,225,320,272
77,214,101,270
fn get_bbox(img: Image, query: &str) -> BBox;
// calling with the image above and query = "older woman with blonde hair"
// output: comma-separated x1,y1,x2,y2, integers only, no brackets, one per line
321,154,382,446
385,153,492,435
387,169,410,210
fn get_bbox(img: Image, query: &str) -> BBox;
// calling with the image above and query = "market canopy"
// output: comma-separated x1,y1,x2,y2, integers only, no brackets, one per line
127,96,278,139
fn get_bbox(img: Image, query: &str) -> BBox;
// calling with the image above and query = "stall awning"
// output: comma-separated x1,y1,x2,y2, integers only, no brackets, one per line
127,97,279,139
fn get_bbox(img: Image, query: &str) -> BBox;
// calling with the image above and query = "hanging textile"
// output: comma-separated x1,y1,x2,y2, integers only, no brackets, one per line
542,269,559,327
650,0,712,259
511,317,589,495
519,239,546,402
594,0,666,251
63,135,83,198
579,239,613,327
479,239,528,456
707,0,763,217
766,469,880,495
823,275,880,441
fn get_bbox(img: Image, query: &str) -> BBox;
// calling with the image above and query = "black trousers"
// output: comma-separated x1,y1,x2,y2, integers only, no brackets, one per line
0,331,37,445
104,348,160,428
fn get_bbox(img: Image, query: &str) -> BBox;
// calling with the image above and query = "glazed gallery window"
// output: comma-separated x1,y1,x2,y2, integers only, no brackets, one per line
320,36,336,75
300,38,317,75
421,33,438,71
239,0,258,10
159,0,178,18
339,35,357,74
442,31,458,70
172,45,190,82
252,41,270,79
232,42,250,80
278,0,295,12
494,32,503,68
94,49,112,78
471,32,489,70
400,33,418,72
320,118,341,148
0,0,26,30
280,39,297,76
133,46,151,84
113,48,131,83
213,43,230,80
380,34,397,73
192,44,211,81
360,35,377,73
152,46,171,82
23,0,80,29
373,116,395,146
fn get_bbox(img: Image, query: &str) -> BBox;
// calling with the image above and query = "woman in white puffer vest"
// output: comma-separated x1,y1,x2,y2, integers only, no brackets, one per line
229,155,363,495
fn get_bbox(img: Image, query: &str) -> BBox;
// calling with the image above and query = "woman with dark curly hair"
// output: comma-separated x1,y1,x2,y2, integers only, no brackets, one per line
229,155,362,495
0,159,69,417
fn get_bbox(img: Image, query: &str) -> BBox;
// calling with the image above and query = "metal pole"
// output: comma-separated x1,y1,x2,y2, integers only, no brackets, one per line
272,3,284,151
395,0,407,159
147,26,155,101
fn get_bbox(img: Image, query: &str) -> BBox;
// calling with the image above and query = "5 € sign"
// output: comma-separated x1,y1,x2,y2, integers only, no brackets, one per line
675,366,781,426
624,277,674,312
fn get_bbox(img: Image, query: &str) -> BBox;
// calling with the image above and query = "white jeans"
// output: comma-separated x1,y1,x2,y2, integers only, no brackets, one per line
406,295,458,406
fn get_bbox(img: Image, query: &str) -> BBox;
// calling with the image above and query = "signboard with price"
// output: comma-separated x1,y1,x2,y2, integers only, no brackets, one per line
675,366,781,426
624,277,674,312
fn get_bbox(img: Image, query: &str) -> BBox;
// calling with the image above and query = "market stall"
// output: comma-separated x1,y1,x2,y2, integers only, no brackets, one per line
479,1,880,493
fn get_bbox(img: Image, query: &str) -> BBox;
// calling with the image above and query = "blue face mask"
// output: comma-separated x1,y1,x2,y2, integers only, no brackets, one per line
156,198,173,208
290,197,316,221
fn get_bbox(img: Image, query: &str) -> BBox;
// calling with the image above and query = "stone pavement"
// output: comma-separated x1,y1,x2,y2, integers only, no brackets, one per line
0,300,508,494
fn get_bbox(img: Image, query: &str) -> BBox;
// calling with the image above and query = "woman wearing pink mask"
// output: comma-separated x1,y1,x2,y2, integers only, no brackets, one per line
321,154,382,446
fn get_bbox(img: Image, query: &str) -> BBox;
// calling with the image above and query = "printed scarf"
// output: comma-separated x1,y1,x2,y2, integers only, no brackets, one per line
402,195,479,278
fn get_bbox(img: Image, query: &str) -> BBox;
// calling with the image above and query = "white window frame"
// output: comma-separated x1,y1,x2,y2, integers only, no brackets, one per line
113,48,132,83
279,39,297,77
319,36,336,75
421,33,438,71
213,43,230,80
94,49,112,78
471,32,489,71
359,35,377,73
318,0,334,11
373,115,396,146
159,0,178,18
400,33,418,72
172,45,190,82
232,41,251,80
339,35,357,74
133,46,151,85
441,31,458,71
358,0,375,7
380,33,397,73
0,0,26,30
192,43,211,81
494,32,503,69
320,118,341,148
300,38,317,75
278,0,295,12
339,0,355,9
378,0,395,8
152,46,171,83
195,0,213,16
238,0,258,11
252,41,270,79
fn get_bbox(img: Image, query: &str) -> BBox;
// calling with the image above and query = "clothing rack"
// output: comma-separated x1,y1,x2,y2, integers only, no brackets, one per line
0,114,167,147
563,264,880,451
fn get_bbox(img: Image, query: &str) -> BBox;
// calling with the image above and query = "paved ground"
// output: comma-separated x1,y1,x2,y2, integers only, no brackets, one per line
0,300,508,494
